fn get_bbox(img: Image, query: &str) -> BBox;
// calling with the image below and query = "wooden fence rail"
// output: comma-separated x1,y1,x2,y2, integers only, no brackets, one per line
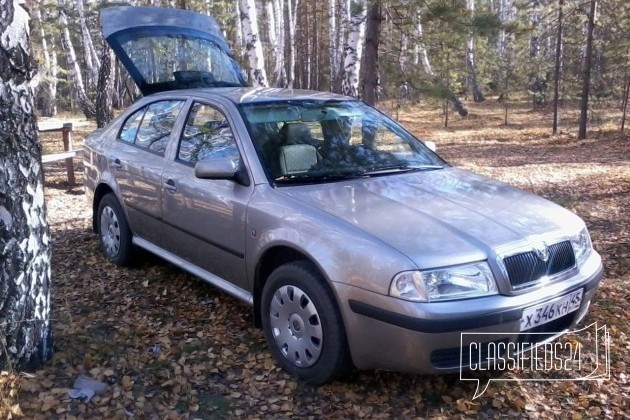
39,122,82,187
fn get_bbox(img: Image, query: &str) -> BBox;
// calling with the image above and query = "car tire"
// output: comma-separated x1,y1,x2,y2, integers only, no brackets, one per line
261,261,350,385
97,193,134,266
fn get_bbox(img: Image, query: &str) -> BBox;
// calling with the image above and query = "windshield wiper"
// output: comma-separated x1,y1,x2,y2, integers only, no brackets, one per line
274,164,442,185
207,81,244,88
360,164,443,176
275,172,365,184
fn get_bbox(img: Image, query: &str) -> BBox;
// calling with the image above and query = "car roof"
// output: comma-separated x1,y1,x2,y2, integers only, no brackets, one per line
148,87,355,104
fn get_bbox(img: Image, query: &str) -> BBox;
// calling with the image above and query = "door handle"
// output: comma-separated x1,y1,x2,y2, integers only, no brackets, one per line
164,178,177,193
112,158,122,170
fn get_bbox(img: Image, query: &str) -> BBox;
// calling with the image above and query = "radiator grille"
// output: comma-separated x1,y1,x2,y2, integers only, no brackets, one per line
504,241,575,289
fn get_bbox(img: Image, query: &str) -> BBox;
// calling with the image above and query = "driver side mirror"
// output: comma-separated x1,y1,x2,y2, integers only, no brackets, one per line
194,158,250,186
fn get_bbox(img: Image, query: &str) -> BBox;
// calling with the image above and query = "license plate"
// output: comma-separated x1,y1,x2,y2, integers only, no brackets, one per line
520,289,583,331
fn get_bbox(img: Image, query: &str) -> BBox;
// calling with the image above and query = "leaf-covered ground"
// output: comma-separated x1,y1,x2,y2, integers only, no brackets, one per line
4,101,629,418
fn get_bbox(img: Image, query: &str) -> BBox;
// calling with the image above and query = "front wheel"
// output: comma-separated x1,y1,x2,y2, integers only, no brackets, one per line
261,261,350,384
97,193,134,266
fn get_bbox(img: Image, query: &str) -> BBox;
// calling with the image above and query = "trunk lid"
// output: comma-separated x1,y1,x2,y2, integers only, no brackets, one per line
101,6,247,95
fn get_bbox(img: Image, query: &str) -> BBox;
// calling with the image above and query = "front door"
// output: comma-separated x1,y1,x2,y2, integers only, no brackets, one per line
160,101,252,290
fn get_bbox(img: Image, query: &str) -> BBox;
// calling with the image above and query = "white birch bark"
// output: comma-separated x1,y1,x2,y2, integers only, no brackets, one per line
34,1,57,116
329,0,338,89
340,0,366,97
272,0,286,86
58,0,95,118
399,30,408,73
0,0,53,371
415,12,434,76
305,4,312,89
75,0,100,89
466,0,484,102
266,1,277,65
287,0,299,87
240,0,268,87
497,0,515,63
266,0,285,87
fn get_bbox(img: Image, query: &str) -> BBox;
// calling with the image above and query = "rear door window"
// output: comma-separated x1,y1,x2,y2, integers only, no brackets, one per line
118,100,185,155
119,108,144,143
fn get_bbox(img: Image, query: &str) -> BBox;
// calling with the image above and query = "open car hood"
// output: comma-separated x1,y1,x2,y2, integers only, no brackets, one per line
101,6,247,95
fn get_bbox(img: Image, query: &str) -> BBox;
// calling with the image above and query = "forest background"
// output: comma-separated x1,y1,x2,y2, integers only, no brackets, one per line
29,0,630,135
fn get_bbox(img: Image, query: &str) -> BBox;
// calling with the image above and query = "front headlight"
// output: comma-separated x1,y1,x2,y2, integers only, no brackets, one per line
389,262,498,302
571,227,593,264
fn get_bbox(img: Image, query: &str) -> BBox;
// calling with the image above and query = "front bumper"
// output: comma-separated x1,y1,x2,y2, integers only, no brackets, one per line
335,251,603,374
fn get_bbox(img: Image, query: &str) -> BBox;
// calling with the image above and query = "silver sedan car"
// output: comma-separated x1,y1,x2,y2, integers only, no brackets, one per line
84,6,603,384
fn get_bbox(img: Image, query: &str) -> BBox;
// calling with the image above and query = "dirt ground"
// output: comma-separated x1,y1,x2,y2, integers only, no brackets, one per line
3,99,629,418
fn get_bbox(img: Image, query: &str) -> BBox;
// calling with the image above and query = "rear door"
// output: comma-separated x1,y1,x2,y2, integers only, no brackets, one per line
101,6,246,96
112,99,187,244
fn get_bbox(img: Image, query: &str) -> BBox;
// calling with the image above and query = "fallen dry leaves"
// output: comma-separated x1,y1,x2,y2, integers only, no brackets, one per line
1,99,628,418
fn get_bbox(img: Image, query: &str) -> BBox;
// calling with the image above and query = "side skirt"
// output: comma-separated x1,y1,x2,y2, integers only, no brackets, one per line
132,236,253,305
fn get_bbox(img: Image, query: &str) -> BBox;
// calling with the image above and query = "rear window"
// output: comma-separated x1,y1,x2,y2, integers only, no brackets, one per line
121,35,243,87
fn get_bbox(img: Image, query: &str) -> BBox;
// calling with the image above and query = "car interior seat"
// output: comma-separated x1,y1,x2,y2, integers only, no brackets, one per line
278,123,318,175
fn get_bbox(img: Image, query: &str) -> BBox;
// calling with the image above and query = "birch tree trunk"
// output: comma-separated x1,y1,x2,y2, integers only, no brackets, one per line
341,0,367,97
466,0,485,102
0,0,54,372
578,0,597,140
33,1,57,117
329,0,338,90
272,0,286,87
240,0,269,87
361,0,381,105
497,0,507,62
96,45,115,128
75,0,99,90
58,3,96,119
286,0,299,88
415,13,434,76
332,0,349,92
265,0,280,87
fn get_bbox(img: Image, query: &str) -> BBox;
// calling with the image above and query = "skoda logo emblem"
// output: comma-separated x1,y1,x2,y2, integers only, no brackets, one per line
534,242,550,262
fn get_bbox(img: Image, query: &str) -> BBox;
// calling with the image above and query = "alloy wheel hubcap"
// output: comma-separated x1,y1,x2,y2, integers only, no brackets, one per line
269,285,323,367
100,206,121,257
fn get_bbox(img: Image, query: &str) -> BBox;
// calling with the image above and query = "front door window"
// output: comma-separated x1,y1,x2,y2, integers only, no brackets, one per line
178,102,240,165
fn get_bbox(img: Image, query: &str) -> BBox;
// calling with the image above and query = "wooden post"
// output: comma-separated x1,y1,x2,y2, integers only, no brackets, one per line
61,122,75,186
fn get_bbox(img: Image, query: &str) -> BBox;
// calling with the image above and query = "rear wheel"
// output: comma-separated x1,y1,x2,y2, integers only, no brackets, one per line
261,261,350,384
97,193,133,266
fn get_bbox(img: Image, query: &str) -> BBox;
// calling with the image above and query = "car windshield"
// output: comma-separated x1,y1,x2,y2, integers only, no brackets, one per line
238,100,444,184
